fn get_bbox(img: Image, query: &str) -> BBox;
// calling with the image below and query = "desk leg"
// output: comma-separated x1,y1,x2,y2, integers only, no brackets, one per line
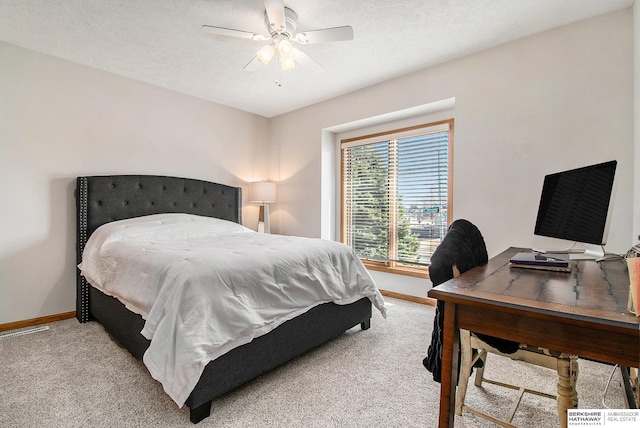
437,301,459,428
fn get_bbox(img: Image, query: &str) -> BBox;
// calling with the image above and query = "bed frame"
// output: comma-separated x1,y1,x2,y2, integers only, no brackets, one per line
75,175,372,423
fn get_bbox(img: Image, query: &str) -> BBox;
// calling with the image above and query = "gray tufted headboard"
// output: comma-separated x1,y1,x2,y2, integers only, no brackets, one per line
75,175,243,322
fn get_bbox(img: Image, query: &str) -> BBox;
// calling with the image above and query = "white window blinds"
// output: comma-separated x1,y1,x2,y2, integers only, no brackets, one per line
341,120,452,267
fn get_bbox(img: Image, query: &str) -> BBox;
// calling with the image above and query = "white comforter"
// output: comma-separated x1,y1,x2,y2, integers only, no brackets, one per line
78,213,386,407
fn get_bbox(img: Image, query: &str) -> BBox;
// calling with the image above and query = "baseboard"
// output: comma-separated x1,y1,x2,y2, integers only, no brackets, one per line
0,311,76,333
379,289,435,306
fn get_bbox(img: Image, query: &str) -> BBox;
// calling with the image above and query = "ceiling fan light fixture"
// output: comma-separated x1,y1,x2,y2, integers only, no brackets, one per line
257,44,276,65
277,39,294,59
280,56,296,71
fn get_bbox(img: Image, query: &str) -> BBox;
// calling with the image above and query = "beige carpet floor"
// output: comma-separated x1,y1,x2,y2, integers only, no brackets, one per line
0,298,628,427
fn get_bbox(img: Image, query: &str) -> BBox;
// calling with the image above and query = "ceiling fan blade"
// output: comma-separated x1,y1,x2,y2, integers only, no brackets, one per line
202,25,268,41
263,0,286,33
242,56,263,72
294,26,354,44
294,50,324,74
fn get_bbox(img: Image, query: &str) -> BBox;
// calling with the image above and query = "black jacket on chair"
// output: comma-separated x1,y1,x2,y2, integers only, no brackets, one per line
423,219,518,382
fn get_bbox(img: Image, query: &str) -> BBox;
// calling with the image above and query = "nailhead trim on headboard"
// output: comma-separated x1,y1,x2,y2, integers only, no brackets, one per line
75,175,243,323
76,177,90,323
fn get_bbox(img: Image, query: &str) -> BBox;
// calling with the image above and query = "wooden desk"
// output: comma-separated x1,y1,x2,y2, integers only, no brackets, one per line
428,247,640,428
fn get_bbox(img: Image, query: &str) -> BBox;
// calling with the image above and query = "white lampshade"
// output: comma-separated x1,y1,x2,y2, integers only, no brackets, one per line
278,39,294,59
280,56,296,71
257,44,275,65
249,181,276,203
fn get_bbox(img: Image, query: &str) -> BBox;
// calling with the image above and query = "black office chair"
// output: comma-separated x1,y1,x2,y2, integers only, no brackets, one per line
424,219,578,427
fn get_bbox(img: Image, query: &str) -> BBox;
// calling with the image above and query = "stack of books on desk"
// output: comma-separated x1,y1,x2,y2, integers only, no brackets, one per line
509,252,572,272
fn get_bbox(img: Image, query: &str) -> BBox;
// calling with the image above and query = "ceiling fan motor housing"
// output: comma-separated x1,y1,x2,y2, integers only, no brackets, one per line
265,7,298,38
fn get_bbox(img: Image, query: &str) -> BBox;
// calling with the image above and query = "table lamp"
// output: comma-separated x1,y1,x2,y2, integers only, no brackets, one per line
249,181,276,233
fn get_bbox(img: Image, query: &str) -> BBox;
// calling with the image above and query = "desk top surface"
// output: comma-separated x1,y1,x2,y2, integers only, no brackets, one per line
428,247,639,330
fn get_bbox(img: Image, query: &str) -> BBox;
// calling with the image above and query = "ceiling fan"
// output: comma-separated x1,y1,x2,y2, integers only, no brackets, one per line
202,0,354,81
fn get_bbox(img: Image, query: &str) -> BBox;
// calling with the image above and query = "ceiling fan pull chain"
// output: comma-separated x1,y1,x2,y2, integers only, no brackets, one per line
275,56,282,87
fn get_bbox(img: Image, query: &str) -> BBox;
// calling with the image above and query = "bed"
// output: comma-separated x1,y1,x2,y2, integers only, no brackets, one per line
75,175,384,423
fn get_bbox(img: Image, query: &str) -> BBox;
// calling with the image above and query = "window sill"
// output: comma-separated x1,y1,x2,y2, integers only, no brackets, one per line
362,261,429,279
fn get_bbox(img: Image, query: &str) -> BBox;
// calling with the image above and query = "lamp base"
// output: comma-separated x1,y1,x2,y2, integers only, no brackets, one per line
258,204,270,234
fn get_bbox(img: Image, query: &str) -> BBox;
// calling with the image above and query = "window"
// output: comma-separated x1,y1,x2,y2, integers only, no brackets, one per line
341,119,453,276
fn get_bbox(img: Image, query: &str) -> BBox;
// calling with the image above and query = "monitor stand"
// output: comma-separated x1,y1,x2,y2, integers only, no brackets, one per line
569,245,605,261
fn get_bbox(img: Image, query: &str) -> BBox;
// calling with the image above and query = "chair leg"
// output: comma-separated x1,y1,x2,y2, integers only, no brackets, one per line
474,350,487,387
456,329,473,416
556,358,576,428
570,356,579,408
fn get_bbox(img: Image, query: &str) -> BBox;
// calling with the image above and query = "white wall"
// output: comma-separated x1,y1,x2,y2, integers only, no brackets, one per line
269,9,635,297
634,2,640,248
0,41,269,324
1,8,635,322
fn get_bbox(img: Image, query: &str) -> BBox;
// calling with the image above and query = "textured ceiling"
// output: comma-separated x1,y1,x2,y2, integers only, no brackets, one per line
0,0,633,118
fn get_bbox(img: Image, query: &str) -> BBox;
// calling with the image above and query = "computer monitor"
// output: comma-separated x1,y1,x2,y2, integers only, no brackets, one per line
533,160,617,256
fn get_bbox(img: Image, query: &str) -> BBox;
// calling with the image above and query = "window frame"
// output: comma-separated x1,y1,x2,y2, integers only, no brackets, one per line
340,119,454,278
